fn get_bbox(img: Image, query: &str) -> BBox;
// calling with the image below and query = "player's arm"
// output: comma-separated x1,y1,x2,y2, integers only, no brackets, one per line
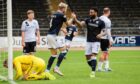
106,21,113,46
62,14,70,26
96,21,106,39
25,60,43,76
36,20,40,45
65,18,72,26
13,60,23,80
21,32,25,47
24,61,34,75
21,22,25,47
71,13,86,28
96,29,106,39
107,28,113,47
73,28,78,36
61,28,67,35
73,32,78,36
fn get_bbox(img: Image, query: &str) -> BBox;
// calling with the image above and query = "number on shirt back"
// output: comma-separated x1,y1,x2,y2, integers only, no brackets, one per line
49,15,56,28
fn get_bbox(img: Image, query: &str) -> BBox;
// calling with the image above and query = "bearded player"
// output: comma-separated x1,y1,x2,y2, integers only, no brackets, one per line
72,7,105,78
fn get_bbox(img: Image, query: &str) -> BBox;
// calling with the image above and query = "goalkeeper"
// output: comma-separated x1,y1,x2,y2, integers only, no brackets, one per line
3,55,56,80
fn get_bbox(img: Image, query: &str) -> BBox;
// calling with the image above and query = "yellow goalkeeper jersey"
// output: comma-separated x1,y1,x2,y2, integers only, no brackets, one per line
13,55,46,80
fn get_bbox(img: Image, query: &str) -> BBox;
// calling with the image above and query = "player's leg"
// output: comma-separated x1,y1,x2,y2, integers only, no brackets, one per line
98,39,106,71
55,39,70,68
104,50,112,71
23,42,30,54
46,48,57,72
26,73,55,80
100,39,111,71
46,35,58,72
97,52,104,71
54,38,68,76
85,42,92,67
89,42,100,78
98,39,110,71
85,42,96,78
26,74,44,80
35,63,56,80
29,41,36,55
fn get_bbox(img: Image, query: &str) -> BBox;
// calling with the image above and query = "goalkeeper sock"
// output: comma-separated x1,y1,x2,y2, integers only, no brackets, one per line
56,50,67,67
46,55,57,71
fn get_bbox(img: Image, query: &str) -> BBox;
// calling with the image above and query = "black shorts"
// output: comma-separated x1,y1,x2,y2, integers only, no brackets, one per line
100,39,109,51
23,41,36,53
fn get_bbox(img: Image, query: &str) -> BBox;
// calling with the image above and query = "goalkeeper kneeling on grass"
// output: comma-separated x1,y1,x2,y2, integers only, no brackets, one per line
3,55,56,80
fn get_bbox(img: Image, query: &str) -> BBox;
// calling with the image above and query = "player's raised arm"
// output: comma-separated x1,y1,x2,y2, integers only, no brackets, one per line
61,28,67,35
71,13,86,28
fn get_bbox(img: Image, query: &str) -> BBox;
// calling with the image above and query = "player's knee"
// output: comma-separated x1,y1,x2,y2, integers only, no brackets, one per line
92,53,97,56
50,49,57,55
61,50,67,53
103,51,109,59
85,55,92,60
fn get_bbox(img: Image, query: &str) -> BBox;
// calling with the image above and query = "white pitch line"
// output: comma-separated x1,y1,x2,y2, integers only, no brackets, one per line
111,62,140,64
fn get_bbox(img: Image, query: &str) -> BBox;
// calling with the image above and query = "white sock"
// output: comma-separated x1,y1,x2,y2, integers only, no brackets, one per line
104,60,109,69
55,66,59,69
45,69,50,72
98,61,103,70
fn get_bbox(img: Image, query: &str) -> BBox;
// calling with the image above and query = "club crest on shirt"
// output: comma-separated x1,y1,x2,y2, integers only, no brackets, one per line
96,21,99,24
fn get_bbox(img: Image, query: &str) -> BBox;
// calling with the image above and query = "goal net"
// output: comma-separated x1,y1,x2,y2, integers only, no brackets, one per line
0,0,15,83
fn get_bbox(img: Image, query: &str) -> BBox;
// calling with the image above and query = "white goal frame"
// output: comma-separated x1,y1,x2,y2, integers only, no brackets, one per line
7,0,13,80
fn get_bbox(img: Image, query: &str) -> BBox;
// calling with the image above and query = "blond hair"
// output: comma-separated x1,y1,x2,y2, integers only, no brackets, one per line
58,2,68,8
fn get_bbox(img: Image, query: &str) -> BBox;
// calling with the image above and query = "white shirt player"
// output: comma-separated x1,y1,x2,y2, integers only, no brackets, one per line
99,15,113,42
21,19,39,42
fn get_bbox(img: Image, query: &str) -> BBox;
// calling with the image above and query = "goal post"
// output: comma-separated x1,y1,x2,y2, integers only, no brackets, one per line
7,0,13,80
0,0,14,82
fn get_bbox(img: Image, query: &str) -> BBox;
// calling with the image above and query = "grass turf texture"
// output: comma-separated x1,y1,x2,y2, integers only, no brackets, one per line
0,50,140,84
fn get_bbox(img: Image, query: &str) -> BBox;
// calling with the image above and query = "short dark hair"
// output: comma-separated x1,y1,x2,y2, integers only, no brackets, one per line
103,7,110,14
27,10,34,15
90,7,98,13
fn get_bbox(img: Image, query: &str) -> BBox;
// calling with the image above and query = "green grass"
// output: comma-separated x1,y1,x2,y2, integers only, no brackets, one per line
0,50,140,84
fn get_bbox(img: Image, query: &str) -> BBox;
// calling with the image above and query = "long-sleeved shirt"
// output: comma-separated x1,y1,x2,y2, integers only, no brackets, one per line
13,55,45,80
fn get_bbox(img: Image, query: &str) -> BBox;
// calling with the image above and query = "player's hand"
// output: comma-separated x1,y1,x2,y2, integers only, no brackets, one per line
109,41,113,47
22,42,25,47
23,74,28,80
37,39,40,45
96,34,102,39
71,12,76,19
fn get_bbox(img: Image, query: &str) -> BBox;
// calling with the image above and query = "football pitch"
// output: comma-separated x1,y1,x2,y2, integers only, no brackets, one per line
1,49,140,84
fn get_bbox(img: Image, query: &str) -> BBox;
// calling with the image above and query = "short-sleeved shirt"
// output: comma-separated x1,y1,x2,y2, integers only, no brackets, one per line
85,17,105,42
48,12,67,35
65,25,78,41
21,19,39,42
99,15,111,39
